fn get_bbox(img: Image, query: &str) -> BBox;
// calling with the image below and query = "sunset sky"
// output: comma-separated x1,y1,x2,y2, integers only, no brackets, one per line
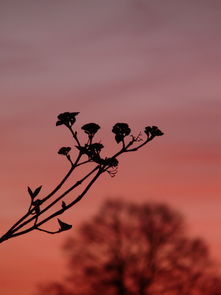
0,1,221,294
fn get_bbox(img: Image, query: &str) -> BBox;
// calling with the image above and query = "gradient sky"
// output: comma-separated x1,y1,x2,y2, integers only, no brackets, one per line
0,1,221,294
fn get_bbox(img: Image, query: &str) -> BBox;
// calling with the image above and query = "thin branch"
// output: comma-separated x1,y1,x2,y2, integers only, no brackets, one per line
36,228,60,235
8,166,104,240
36,166,104,228
9,165,100,236
126,135,155,152
68,127,81,147
6,151,83,235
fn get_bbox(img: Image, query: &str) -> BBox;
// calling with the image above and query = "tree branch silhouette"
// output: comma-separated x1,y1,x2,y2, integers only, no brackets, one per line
0,112,163,244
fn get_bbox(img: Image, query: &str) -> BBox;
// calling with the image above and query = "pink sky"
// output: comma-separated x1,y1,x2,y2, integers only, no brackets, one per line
0,1,221,294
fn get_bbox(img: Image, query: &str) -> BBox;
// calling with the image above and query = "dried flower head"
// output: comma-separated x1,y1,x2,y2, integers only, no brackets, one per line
104,157,119,167
56,112,79,127
89,143,104,153
58,146,71,156
112,123,131,143
81,123,100,137
144,126,164,138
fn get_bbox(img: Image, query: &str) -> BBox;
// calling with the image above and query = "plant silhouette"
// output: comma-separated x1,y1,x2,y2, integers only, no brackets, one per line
35,200,221,295
0,112,163,244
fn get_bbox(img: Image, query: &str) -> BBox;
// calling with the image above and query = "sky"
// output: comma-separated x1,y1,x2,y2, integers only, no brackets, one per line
0,1,221,294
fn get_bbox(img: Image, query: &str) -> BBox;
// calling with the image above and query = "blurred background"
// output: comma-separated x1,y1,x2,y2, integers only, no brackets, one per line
0,1,220,294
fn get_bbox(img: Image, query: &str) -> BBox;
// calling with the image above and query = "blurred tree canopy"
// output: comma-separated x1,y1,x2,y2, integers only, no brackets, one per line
35,200,221,295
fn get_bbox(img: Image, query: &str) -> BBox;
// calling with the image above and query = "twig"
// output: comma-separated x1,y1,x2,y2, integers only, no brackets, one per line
0,112,163,244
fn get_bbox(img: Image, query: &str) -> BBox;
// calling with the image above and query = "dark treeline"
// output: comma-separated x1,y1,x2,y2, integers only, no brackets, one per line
35,199,221,295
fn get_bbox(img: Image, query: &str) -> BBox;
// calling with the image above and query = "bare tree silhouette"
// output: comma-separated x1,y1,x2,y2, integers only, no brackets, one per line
0,113,163,244
35,200,221,295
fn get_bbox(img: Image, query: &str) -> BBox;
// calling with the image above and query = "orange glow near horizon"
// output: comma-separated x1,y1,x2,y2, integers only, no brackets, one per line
0,1,221,294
